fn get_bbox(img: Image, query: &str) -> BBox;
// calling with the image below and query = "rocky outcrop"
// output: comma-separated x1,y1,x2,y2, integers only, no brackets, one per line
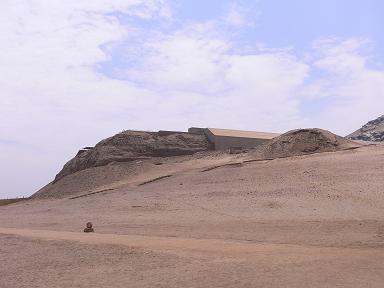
54,130,213,181
347,115,384,142
251,128,360,159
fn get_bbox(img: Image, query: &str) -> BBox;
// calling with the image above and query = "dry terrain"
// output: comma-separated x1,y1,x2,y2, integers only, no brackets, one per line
0,198,26,206
1,141,384,287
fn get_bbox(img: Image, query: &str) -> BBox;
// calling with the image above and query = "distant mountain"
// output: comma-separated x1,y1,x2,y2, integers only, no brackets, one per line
347,115,384,142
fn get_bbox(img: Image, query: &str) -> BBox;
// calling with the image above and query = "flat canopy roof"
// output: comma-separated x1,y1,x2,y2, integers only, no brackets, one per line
207,128,280,139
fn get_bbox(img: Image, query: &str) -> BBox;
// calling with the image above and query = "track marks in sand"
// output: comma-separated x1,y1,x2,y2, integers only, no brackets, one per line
201,162,243,172
138,175,173,186
69,188,115,199
0,227,378,262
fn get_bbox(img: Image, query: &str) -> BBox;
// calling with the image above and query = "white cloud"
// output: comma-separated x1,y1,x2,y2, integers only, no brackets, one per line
223,2,258,28
124,24,230,94
0,0,171,197
120,23,308,131
300,38,384,133
313,38,369,76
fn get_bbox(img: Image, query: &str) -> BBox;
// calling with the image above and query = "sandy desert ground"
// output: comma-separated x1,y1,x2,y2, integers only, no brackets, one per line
1,144,384,287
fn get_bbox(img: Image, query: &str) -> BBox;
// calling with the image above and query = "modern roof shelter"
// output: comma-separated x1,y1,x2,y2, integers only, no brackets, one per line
188,127,280,151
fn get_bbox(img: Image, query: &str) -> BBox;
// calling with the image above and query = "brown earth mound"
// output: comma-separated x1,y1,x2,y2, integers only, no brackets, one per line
54,130,212,181
251,128,361,159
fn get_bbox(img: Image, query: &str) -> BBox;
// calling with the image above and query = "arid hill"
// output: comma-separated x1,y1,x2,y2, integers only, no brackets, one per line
3,126,384,287
2,135,384,288
250,128,360,159
33,128,360,199
347,115,384,142
54,130,212,181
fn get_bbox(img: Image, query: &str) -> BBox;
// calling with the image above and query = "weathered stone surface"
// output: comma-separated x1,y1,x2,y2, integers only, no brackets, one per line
347,115,384,142
251,128,360,159
54,130,212,181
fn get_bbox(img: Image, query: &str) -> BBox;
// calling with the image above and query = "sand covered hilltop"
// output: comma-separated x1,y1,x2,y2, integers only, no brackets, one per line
55,130,213,181
33,128,361,199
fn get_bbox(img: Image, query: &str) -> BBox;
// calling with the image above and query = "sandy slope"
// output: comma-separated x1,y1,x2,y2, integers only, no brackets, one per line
1,227,384,288
1,144,384,287
0,227,362,257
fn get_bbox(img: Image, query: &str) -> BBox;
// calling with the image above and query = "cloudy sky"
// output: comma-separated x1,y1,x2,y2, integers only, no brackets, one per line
1,0,384,198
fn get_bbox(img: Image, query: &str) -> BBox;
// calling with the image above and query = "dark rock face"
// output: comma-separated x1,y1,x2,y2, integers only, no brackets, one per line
347,115,384,142
55,130,212,181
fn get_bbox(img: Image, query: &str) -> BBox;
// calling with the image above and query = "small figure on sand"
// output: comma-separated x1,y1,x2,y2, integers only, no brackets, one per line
83,222,94,233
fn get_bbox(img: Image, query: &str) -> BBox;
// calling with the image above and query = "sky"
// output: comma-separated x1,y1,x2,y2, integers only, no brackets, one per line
1,0,384,198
